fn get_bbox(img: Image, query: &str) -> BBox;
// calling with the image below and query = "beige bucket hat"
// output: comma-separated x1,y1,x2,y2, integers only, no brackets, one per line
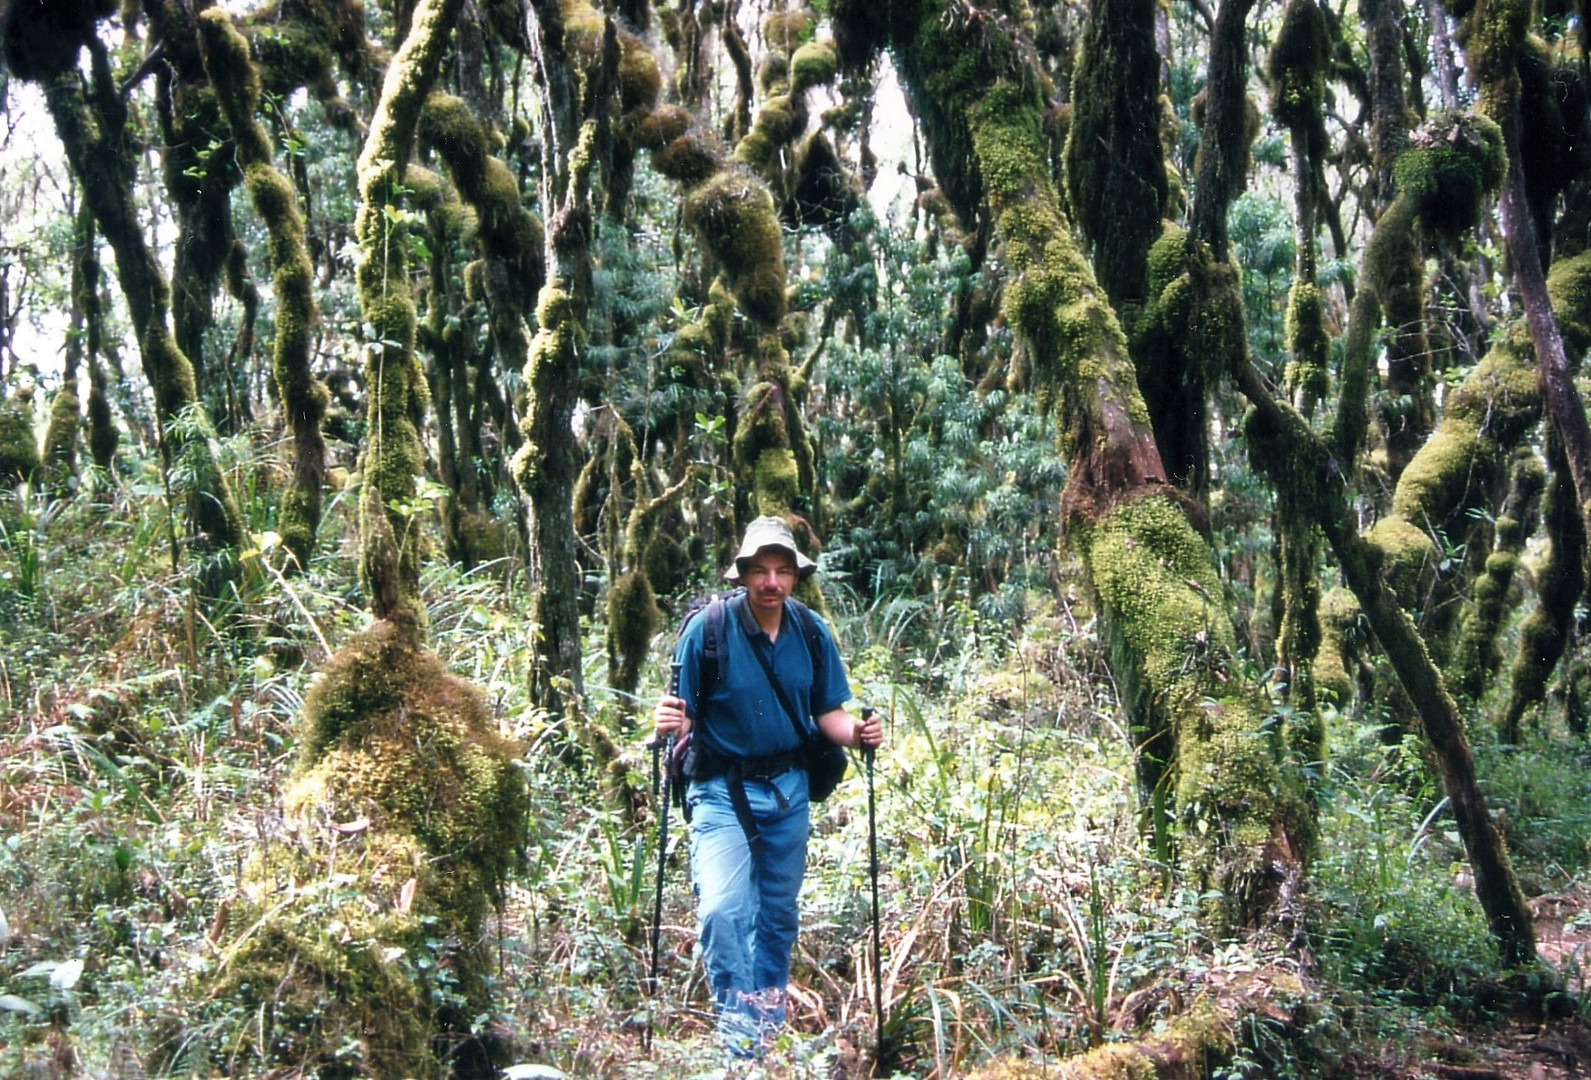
724,515,817,581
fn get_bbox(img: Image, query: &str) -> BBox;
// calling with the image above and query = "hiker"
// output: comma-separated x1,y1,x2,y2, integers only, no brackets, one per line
652,515,885,1058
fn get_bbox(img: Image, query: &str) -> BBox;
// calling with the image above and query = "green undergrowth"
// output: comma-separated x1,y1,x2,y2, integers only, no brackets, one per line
2,472,1589,1079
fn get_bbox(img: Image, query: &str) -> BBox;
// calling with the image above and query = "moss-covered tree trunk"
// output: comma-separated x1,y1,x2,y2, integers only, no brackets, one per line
882,0,1313,923
145,0,249,435
32,31,246,566
352,0,462,621
1472,0,1591,548
198,8,330,571
513,0,600,719
419,90,545,565
1065,0,1166,318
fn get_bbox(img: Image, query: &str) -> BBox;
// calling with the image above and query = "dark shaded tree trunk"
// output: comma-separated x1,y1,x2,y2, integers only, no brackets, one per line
36,34,246,565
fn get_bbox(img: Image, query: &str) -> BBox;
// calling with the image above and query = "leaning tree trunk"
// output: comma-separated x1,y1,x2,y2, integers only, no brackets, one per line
24,26,246,567
879,0,1313,925
1472,0,1591,550
1237,359,1538,964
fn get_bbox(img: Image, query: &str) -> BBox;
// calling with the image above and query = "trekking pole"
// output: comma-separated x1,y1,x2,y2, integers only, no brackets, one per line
863,705,884,1073
644,660,682,1052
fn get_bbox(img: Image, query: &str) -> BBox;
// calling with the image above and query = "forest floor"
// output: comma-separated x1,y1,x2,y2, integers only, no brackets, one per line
1392,891,1591,1080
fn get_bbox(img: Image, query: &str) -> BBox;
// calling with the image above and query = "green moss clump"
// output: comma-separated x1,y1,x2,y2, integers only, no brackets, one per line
1284,279,1329,402
789,40,838,93
608,570,661,693
618,33,662,113
1266,0,1331,128
213,618,526,1075
682,171,787,326
0,389,40,483
1393,112,1506,239
1547,249,1591,356
40,386,79,486
752,446,801,515
651,129,721,184
630,104,692,149
642,529,690,595
763,8,815,50
1313,587,1362,706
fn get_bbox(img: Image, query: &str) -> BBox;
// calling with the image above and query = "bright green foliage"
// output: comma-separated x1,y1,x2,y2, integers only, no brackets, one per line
814,212,1063,620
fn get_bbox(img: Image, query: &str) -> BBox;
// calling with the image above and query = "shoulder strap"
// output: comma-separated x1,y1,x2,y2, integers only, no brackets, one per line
788,598,826,692
691,590,736,723
747,620,817,746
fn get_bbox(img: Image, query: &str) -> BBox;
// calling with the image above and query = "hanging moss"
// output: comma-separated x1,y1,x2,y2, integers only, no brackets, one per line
682,170,787,327
1266,0,1331,128
1365,325,1540,616
608,570,660,694
651,128,721,184
1452,451,1544,700
1313,588,1363,707
642,529,690,595
1283,279,1329,405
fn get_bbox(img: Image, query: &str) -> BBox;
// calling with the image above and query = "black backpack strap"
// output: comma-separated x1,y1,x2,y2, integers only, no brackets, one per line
692,592,732,721
788,599,825,697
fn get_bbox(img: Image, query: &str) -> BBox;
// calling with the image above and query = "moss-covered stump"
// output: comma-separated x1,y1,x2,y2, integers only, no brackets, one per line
213,618,526,1077
0,387,41,484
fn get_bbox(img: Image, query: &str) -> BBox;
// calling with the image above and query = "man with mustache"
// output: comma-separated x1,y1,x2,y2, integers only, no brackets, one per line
652,515,884,1059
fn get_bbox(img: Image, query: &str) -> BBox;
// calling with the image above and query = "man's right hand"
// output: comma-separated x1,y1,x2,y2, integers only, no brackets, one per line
653,694,692,739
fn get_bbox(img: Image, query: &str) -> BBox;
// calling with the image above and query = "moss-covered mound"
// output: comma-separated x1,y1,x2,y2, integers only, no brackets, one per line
0,389,41,483
211,618,526,1077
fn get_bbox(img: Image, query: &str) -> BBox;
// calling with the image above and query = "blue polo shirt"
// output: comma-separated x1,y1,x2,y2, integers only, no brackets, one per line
674,592,852,759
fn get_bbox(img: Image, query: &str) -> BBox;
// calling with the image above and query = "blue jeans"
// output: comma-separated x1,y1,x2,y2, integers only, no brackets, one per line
687,767,811,1057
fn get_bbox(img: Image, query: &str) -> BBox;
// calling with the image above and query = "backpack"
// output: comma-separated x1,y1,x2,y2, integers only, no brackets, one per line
669,589,849,817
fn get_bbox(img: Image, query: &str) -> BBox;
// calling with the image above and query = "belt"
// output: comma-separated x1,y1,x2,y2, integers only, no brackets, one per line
694,747,802,783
